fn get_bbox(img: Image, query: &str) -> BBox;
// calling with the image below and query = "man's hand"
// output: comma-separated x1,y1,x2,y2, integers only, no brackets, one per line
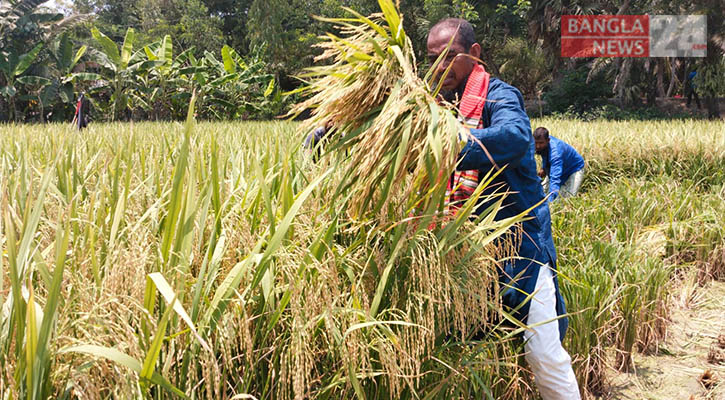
538,169,546,178
458,126,469,147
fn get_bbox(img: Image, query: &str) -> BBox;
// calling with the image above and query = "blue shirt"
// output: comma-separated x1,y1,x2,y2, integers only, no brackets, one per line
542,136,585,202
458,78,567,340
305,126,327,148
688,71,697,88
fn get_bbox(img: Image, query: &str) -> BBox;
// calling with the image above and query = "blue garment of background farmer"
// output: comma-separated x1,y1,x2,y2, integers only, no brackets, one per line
534,128,585,202
428,18,580,399
686,70,701,109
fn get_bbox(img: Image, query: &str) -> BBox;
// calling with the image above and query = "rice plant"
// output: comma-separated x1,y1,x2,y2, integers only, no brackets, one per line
0,93,526,400
0,115,723,400
0,7,723,395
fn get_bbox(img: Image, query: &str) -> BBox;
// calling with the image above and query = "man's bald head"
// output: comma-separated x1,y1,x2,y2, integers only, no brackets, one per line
426,18,480,91
428,18,476,51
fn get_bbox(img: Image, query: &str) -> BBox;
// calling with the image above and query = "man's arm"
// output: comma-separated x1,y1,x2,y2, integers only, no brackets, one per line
547,144,563,202
457,83,532,171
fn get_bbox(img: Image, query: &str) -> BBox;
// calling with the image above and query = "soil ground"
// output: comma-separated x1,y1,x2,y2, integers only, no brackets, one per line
606,280,725,400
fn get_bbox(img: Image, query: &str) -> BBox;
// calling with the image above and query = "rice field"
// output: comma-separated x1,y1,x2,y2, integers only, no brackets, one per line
0,117,723,399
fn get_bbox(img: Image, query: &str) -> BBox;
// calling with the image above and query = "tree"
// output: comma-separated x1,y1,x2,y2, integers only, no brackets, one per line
496,37,550,98
0,0,87,121
90,27,145,120
698,0,724,119
136,0,223,55
527,0,608,83
22,32,96,122
73,0,140,42
76,0,224,54
247,0,320,89
202,0,254,53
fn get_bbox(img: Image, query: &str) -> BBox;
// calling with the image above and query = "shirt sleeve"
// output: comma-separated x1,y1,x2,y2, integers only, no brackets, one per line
547,143,563,202
456,83,532,171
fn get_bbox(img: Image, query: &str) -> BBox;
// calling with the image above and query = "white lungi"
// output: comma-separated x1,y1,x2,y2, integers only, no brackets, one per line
542,167,585,199
524,265,581,399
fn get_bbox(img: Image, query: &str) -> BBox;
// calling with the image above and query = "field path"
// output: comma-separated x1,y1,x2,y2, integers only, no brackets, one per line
608,281,725,399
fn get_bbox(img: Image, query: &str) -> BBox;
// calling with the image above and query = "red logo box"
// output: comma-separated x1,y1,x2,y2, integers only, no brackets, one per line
562,15,650,57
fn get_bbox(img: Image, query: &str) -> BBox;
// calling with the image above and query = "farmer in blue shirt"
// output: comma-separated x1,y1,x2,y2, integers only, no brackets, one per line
534,127,585,202
428,18,580,399
686,70,701,109
304,119,334,161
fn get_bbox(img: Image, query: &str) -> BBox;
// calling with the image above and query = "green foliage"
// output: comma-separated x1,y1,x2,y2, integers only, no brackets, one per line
2,0,722,122
246,0,322,87
548,104,702,122
82,27,279,121
89,26,140,120
0,43,43,120
495,36,549,97
24,33,96,121
695,58,725,97
136,0,224,55
543,67,612,116
0,8,280,123
0,0,88,121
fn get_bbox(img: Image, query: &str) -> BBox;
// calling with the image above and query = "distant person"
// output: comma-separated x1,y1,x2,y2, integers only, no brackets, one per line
685,70,701,109
304,119,334,161
72,93,90,130
534,127,585,201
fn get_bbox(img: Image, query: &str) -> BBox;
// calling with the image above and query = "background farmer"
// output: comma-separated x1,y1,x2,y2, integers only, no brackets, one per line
428,18,580,399
534,126,586,201
685,68,701,109
304,119,334,161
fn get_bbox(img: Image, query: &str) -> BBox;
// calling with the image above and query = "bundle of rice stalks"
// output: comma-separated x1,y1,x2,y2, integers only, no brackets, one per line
287,2,534,397
291,0,466,224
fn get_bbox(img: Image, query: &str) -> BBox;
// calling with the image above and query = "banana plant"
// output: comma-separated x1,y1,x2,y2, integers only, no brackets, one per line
19,33,97,122
198,45,276,119
0,43,42,121
135,35,192,119
50,32,96,98
90,27,169,120
90,27,140,121
0,0,89,121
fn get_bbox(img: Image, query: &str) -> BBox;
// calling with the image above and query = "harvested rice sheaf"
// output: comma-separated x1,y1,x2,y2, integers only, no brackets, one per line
288,2,529,397
291,0,467,223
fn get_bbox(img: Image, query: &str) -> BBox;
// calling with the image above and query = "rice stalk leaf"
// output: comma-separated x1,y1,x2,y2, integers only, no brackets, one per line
348,360,366,400
60,345,187,398
201,253,261,334
191,233,224,322
24,282,38,397
160,93,195,267
369,225,405,317
140,292,177,389
344,320,426,338
147,272,211,352
252,167,333,288
31,214,71,397
378,0,404,44
17,161,54,278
